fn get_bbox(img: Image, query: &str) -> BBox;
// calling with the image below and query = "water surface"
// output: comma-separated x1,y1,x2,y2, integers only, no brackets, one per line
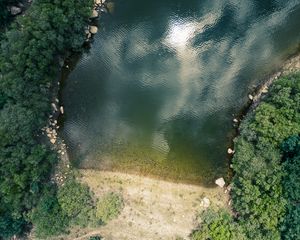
61,0,300,185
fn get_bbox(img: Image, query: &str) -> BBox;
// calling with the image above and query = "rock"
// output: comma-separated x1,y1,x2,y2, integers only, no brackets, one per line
50,138,56,144
60,106,64,114
51,103,58,112
233,118,238,123
215,177,226,188
95,0,101,4
261,87,268,93
200,197,210,208
10,6,22,15
248,94,254,100
87,32,92,39
91,9,98,18
100,6,108,13
227,148,234,154
90,26,98,34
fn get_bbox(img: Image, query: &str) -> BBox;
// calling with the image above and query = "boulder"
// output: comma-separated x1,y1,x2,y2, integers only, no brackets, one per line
233,118,238,123
227,148,234,154
50,138,56,144
10,6,22,15
60,106,64,114
248,94,254,100
200,197,210,208
51,103,58,112
95,0,101,4
91,10,98,18
90,26,98,34
215,177,226,188
261,87,268,93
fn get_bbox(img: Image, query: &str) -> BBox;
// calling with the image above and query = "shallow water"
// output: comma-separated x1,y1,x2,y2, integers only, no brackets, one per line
61,0,300,185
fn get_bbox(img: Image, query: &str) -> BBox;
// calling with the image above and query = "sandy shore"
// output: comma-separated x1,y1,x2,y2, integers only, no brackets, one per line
58,170,228,240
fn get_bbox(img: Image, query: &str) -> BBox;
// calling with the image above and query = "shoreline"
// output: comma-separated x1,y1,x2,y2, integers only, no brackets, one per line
250,51,300,110
227,50,300,171
44,0,110,186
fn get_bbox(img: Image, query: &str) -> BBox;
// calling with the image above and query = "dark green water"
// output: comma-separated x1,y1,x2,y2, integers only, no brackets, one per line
61,0,300,185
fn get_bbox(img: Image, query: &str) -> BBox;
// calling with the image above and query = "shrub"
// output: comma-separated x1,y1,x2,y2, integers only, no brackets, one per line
96,192,124,224
29,188,69,238
57,179,95,227
191,209,246,240
89,236,102,240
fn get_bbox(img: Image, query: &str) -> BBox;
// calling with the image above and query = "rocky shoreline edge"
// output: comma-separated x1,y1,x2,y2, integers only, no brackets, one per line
226,50,300,173
41,0,113,186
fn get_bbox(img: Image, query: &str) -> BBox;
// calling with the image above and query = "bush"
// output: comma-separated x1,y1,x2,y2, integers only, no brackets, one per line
191,209,246,240
57,179,95,227
89,236,102,240
96,192,124,224
29,188,69,238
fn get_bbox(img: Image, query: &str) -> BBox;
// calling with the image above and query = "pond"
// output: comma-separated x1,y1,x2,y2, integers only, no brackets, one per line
61,0,300,185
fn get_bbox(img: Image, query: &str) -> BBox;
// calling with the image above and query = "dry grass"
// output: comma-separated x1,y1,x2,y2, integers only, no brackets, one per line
59,170,229,240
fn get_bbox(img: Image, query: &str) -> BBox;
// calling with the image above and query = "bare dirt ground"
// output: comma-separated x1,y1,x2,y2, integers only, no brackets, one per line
60,170,228,240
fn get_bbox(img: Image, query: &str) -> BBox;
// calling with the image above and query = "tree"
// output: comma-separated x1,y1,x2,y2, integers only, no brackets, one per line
57,179,95,227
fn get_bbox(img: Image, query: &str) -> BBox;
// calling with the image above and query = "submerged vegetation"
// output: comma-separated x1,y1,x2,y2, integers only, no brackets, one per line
0,0,93,238
192,73,300,240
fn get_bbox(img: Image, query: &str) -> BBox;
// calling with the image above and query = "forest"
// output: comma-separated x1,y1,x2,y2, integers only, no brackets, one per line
0,0,93,238
192,73,300,240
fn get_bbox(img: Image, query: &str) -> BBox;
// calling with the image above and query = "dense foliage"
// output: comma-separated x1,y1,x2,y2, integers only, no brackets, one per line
280,135,300,240
30,177,124,238
192,73,300,239
29,187,69,238
0,0,93,238
231,74,300,239
191,209,246,240
57,179,96,227
30,179,97,238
